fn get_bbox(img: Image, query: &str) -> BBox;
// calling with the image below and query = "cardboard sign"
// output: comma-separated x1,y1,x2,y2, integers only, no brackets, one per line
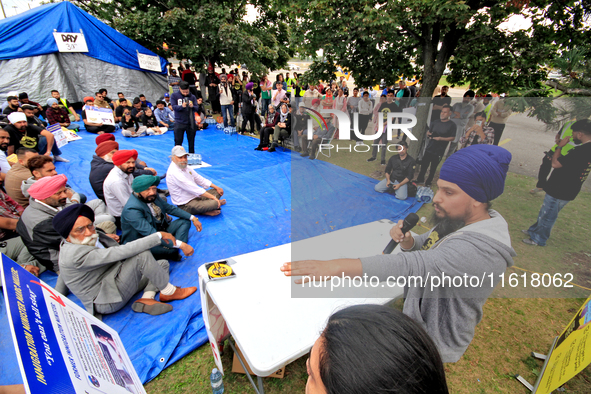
47,123,68,148
535,295,591,394
52,32,89,53
137,53,162,72
1,254,146,394
85,107,115,126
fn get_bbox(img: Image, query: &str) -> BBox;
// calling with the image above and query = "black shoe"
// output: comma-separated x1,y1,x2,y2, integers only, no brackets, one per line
254,146,263,151
295,146,302,152
268,143,277,152
367,157,376,162
300,152,310,157
425,182,432,188
380,160,386,165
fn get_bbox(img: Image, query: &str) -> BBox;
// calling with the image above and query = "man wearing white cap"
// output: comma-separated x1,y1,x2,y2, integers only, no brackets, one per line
4,112,56,157
166,146,226,216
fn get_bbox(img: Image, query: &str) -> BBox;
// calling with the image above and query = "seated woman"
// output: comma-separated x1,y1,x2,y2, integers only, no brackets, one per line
458,111,495,149
306,304,449,394
255,105,279,151
269,103,291,152
121,108,146,137
141,107,167,135
322,89,333,109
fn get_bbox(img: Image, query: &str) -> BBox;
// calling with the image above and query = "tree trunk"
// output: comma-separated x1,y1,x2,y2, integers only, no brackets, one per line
407,69,440,159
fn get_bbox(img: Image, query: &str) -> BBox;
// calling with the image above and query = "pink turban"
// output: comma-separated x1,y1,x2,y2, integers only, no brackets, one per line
28,174,68,200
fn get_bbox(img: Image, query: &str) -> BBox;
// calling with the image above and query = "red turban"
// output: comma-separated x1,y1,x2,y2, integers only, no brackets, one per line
28,174,68,200
95,141,119,157
112,149,138,166
95,133,116,145
312,98,321,106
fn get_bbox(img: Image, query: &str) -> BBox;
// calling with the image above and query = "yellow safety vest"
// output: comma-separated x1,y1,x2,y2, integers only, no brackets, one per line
483,102,493,123
551,120,577,155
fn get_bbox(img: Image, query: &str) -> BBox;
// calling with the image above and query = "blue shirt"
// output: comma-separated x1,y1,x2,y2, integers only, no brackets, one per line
154,107,174,125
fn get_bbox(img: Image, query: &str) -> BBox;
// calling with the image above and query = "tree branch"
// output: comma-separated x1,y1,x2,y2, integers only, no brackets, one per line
546,80,591,96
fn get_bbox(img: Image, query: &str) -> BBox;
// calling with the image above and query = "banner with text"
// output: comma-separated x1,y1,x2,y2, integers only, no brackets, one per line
535,294,591,393
137,53,162,73
1,254,146,394
52,32,89,53
85,107,115,126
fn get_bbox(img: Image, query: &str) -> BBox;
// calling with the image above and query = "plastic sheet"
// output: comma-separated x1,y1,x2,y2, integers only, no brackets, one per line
0,124,422,385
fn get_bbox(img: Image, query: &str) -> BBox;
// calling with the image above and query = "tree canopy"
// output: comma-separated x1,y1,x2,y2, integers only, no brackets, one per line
71,0,293,77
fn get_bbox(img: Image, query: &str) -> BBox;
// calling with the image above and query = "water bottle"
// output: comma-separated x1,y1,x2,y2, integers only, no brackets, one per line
195,154,202,165
416,186,434,203
210,368,224,394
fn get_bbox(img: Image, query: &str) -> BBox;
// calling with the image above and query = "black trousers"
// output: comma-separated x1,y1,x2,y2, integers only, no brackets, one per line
490,122,506,146
259,127,274,147
174,122,196,153
86,125,115,134
241,112,260,133
417,151,443,185
358,114,371,136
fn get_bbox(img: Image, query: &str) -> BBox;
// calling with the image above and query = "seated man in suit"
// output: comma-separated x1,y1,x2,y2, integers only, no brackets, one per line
121,175,201,261
54,204,197,316
17,175,116,293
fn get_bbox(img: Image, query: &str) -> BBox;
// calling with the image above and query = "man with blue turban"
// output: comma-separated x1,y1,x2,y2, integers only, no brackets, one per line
281,144,516,363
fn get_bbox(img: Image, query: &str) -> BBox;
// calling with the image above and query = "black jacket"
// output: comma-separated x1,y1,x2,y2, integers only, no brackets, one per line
241,91,257,115
89,155,154,201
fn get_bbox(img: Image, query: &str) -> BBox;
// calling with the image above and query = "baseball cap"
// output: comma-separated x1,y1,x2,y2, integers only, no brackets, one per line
164,93,170,97
171,145,189,157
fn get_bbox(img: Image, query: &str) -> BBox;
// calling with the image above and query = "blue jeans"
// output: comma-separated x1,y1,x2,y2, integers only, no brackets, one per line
261,98,272,118
294,96,303,111
221,104,235,127
375,179,408,200
38,135,62,156
67,122,82,130
527,193,570,246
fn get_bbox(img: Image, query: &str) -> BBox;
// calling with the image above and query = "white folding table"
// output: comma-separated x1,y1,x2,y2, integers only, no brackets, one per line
198,219,406,393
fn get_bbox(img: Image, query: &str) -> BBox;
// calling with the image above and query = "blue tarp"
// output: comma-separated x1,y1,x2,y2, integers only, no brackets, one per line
0,126,421,385
0,2,167,74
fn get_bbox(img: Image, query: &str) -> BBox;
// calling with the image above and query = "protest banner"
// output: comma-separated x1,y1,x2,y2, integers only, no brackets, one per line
1,254,146,394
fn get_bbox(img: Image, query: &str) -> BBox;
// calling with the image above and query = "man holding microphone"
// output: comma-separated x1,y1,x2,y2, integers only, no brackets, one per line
282,145,516,363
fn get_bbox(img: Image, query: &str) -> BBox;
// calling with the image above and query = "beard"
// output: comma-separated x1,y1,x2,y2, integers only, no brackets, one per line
176,162,188,169
430,209,466,239
103,156,113,163
70,233,98,246
137,193,157,203
573,137,582,145
123,166,136,174
0,143,7,151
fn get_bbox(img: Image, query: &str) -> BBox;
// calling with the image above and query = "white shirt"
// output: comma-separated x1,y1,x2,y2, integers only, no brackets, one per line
166,162,212,206
103,166,133,217
0,150,11,174
358,99,373,115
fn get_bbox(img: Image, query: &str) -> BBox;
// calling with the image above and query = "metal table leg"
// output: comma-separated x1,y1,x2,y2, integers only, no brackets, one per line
228,340,264,394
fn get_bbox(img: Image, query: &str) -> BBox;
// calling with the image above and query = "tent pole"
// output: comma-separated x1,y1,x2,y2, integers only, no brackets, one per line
0,0,6,18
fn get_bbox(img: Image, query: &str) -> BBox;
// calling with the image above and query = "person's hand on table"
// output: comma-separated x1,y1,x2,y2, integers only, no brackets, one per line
280,259,361,284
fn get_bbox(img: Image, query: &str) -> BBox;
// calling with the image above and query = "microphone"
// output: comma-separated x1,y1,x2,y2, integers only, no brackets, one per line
383,213,420,254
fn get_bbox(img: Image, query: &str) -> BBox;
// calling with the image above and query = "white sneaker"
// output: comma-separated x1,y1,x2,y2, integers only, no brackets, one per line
54,156,69,163
356,141,364,146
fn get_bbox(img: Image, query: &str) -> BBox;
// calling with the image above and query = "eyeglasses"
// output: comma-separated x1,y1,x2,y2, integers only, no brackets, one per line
72,223,95,235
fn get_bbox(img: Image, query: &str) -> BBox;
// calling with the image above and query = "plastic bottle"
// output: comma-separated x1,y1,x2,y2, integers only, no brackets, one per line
210,368,224,394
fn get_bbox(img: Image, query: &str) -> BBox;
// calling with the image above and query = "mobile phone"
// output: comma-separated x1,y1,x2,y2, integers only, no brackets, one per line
476,121,482,126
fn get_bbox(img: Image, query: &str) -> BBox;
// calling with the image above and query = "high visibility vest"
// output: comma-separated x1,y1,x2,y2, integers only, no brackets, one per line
551,120,578,155
59,97,74,115
286,78,296,94
483,101,493,123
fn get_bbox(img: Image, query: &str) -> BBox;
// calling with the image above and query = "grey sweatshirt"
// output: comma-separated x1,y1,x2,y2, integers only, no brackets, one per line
360,210,516,362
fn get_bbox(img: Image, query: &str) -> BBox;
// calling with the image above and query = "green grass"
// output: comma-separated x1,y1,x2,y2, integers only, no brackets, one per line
145,138,591,393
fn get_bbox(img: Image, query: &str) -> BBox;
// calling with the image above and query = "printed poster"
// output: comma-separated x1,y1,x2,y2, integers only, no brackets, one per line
1,254,146,394
535,295,591,393
85,106,115,126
